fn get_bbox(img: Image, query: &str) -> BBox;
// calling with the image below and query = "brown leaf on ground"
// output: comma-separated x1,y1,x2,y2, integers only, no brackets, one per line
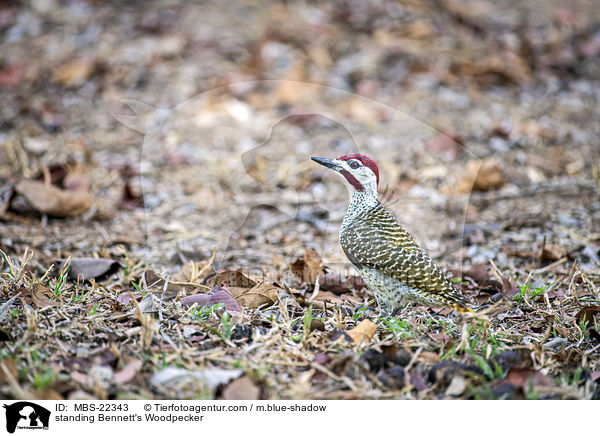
290,247,323,283
505,368,555,389
463,263,502,294
0,358,18,384
14,180,91,217
32,284,59,308
228,282,279,309
540,244,567,262
15,285,58,308
204,270,256,288
575,306,599,326
221,376,261,400
308,290,345,305
52,58,96,87
181,286,243,316
502,277,519,298
113,359,143,384
345,319,377,344
318,273,352,295
464,263,490,285
65,258,120,281
459,158,505,192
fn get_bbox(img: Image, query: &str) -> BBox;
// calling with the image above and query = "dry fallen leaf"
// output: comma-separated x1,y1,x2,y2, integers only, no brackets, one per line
65,258,120,281
205,270,256,288
16,285,58,308
221,376,261,400
113,359,143,384
181,286,243,316
575,306,599,326
308,290,345,305
291,247,323,283
228,282,279,309
505,368,555,389
345,319,377,344
459,158,505,192
318,273,352,295
0,358,18,384
540,244,567,262
15,180,91,217
32,284,59,308
52,58,96,87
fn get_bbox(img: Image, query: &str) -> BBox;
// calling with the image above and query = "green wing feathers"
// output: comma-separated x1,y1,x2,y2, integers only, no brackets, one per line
341,203,472,311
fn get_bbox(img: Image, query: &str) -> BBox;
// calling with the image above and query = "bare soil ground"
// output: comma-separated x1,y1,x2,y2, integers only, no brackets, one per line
1,0,600,399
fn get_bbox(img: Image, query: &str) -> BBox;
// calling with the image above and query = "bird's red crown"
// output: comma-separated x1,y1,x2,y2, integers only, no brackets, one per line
338,154,380,185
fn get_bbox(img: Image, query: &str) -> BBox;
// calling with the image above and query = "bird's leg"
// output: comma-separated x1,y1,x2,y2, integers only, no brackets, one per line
390,306,404,317
377,305,394,319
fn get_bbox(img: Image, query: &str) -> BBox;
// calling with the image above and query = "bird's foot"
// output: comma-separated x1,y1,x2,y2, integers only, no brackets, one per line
376,307,396,320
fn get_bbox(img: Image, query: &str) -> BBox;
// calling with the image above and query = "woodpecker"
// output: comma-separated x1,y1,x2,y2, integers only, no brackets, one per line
311,154,472,316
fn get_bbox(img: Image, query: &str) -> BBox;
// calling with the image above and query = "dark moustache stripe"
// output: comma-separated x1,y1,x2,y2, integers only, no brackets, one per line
340,169,364,192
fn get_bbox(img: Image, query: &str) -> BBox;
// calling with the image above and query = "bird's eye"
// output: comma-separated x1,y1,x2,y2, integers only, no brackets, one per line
349,160,360,169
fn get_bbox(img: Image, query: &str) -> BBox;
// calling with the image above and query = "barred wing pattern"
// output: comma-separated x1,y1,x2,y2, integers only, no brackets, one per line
340,202,471,312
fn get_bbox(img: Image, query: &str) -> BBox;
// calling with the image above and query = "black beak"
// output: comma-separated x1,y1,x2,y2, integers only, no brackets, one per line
311,157,341,171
